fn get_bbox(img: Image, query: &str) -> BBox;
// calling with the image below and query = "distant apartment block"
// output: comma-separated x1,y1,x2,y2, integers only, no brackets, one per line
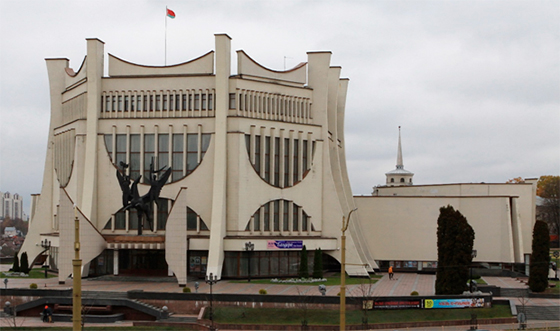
1,192,23,220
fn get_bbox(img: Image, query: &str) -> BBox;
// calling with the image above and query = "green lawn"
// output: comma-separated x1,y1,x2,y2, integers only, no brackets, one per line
211,305,512,325
470,278,488,285
0,267,56,279
231,273,382,286
546,279,559,295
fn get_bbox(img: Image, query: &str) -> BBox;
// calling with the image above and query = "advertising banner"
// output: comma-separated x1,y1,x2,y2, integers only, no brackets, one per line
371,299,422,309
267,240,303,249
424,298,484,309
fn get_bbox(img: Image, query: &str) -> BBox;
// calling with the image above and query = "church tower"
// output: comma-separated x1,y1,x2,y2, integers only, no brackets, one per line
385,126,414,186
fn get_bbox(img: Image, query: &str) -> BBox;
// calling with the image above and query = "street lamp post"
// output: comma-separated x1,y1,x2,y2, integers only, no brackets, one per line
40,239,51,279
245,242,254,282
340,208,357,331
205,272,218,331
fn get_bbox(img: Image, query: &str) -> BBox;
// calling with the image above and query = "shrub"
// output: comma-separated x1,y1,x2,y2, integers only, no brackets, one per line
20,252,30,274
11,252,20,272
259,289,267,295
410,291,419,296
183,287,191,293
29,283,38,289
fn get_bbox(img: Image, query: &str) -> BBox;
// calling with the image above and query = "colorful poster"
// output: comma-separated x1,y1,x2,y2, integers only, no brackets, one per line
424,298,484,309
267,240,303,249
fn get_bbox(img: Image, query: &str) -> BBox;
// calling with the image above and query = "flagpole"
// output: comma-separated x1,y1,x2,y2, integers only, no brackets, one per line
165,6,167,66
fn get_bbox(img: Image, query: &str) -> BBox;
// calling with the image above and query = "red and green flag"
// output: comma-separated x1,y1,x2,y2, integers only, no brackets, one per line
166,8,176,19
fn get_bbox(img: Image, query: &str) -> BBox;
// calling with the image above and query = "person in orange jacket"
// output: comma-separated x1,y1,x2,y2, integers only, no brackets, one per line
388,265,394,280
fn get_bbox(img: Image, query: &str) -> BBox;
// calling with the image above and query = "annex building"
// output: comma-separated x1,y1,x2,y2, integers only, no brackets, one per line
21,35,536,285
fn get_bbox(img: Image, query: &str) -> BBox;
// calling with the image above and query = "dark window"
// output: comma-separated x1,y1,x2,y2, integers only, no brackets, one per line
158,134,169,169
194,94,200,110
274,137,280,186
254,212,260,231
274,200,280,231
284,138,290,187
254,135,261,176
187,207,197,230
115,211,125,229
283,200,289,231
130,134,141,180
157,198,168,230
264,202,270,231
293,139,299,183
265,137,271,181
115,134,127,167
143,134,155,183
187,133,198,173
172,134,184,181
229,93,236,109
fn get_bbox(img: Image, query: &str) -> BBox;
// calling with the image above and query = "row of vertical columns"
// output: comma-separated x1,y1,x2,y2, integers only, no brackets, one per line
234,89,311,123
101,89,215,118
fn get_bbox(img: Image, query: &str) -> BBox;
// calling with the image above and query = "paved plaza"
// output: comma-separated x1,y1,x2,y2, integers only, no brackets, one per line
2,263,559,329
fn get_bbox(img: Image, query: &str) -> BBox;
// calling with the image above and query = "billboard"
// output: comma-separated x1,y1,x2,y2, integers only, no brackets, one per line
424,298,485,309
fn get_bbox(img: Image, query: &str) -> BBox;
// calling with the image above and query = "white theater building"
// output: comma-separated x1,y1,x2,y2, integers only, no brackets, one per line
21,34,537,286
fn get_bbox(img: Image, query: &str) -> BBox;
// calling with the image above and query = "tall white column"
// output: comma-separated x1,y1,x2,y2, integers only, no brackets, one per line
206,34,231,279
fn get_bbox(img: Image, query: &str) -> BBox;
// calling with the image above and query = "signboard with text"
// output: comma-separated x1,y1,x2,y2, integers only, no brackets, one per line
267,240,303,249
424,298,484,309
372,299,422,309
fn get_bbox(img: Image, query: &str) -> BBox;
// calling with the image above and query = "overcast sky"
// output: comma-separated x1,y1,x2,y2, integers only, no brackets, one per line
1,0,559,214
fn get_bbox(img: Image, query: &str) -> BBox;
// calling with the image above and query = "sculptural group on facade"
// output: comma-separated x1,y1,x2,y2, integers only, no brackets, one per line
116,161,172,235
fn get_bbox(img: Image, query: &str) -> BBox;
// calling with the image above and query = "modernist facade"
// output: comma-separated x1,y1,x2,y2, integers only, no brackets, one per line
21,35,537,285
21,35,376,285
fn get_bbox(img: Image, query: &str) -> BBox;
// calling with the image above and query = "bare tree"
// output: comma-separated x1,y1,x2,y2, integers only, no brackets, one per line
355,277,376,330
296,286,312,331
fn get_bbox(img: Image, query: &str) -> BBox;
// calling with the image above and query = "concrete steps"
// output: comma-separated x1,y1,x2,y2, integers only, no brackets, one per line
516,305,560,321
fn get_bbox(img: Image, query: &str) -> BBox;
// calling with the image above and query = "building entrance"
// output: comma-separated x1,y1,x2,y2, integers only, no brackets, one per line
118,249,167,276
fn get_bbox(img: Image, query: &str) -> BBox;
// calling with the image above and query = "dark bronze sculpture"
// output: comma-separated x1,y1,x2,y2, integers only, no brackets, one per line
116,161,172,235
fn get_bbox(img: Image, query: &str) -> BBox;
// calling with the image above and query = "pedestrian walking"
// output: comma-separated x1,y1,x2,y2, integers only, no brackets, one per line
388,265,394,280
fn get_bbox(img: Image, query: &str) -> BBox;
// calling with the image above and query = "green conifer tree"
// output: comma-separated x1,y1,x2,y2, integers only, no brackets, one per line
528,220,550,292
435,205,475,294
20,252,30,274
313,248,323,278
299,245,309,278
11,252,20,272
